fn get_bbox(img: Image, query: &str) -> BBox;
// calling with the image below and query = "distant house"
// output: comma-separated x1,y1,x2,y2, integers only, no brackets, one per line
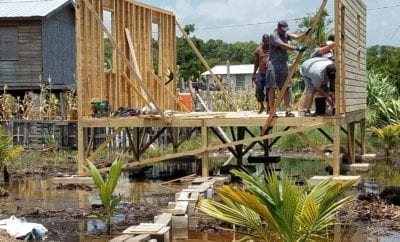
0,0,75,92
201,64,254,90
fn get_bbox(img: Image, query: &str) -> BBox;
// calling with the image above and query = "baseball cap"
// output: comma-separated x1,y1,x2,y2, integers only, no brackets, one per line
278,21,289,32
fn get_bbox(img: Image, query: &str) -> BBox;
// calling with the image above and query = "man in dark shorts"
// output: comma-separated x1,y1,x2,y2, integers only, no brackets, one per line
252,34,270,114
266,20,308,117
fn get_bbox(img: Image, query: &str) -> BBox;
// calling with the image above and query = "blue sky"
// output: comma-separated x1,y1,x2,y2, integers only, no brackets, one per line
138,0,400,47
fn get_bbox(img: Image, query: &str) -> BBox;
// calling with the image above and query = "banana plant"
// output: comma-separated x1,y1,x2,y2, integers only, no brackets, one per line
197,169,355,241
370,123,400,157
85,156,125,235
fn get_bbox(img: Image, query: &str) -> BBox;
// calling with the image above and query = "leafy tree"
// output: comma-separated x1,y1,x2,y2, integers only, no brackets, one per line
176,25,204,81
297,10,333,59
198,169,355,241
367,45,400,92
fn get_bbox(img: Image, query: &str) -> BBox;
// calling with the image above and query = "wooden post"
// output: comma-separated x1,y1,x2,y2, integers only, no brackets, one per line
77,125,85,173
360,118,366,155
333,121,341,175
201,122,209,177
347,122,355,164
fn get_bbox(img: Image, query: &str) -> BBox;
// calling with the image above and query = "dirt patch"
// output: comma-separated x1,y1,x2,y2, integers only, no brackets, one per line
339,198,400,234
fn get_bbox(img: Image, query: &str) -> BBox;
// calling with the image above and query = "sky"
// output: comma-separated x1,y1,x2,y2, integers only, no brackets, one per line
137,0,400,47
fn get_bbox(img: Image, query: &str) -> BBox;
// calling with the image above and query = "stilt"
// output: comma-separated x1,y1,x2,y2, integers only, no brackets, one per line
333,122,341,175
360,118,366,155
77,125,85,173
347,122,355,164
201,124,209,177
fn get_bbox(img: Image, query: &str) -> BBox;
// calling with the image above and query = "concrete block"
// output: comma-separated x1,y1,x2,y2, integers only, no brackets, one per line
154,213,172,226
150,226,170,242
171,228,188,240
343,163,370,172
167,202,176,209
172,214,188,228
356,153,376,162
187,203,196,215
125,234,151,242
206,188,214,198
310,175,361,186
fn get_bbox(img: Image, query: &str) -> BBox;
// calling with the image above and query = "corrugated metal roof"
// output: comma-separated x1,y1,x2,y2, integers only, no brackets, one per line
0,0,73,19
201,64,254,75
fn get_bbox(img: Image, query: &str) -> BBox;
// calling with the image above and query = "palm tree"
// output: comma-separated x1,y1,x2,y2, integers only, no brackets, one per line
85,156,125,235
197,169,355,241
0,127,23,182
370,123,400,157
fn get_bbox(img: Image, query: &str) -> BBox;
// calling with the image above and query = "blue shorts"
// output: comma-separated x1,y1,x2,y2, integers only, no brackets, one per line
303,77,314,94
266,63,288,89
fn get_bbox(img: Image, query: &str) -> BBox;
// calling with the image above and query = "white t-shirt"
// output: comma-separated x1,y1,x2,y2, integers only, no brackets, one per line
300,57,334,87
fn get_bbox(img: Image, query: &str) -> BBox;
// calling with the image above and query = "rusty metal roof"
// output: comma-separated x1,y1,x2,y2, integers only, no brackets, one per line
0,0,73,19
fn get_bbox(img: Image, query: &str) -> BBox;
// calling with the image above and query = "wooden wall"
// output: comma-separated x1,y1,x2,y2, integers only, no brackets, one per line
76,0,176,117
335,0,367,114
0,21,43,90
42,5,76,88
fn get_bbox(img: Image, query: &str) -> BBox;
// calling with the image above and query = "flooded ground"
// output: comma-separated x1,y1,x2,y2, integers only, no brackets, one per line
0,157,399,241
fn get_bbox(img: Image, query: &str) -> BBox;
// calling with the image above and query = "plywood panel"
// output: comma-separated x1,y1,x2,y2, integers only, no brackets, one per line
335,0,367,115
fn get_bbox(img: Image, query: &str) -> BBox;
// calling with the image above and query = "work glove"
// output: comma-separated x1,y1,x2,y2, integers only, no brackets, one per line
295,46,307,52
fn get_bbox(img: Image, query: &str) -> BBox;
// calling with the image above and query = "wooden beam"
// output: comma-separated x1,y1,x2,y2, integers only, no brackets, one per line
298,132,333,167
360,118,366,154
347,122,355,164
261,0,328,134
176,21,238,111
86,127,124,162
98,121,332,172
151,73,190,112
201,123,209,177
333,121,341,175
124,28,167,121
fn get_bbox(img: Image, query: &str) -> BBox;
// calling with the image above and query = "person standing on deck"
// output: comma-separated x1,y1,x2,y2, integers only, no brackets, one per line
252,34,270,114
266,20,309,117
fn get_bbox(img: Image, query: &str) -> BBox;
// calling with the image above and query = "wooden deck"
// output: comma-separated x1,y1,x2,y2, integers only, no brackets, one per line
78,109,366,176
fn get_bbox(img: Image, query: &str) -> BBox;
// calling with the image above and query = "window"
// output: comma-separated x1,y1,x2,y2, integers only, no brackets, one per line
236,74,245,88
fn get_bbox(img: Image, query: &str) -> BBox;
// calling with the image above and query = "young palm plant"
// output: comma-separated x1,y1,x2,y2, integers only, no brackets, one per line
197,169,355,242
0,127,23,182
85,156,125,235
370,123,400,157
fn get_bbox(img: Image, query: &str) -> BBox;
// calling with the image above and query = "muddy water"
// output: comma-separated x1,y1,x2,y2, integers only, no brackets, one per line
0,158,399,241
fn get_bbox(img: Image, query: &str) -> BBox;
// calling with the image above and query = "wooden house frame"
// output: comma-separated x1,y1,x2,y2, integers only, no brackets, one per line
75,0,367,176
